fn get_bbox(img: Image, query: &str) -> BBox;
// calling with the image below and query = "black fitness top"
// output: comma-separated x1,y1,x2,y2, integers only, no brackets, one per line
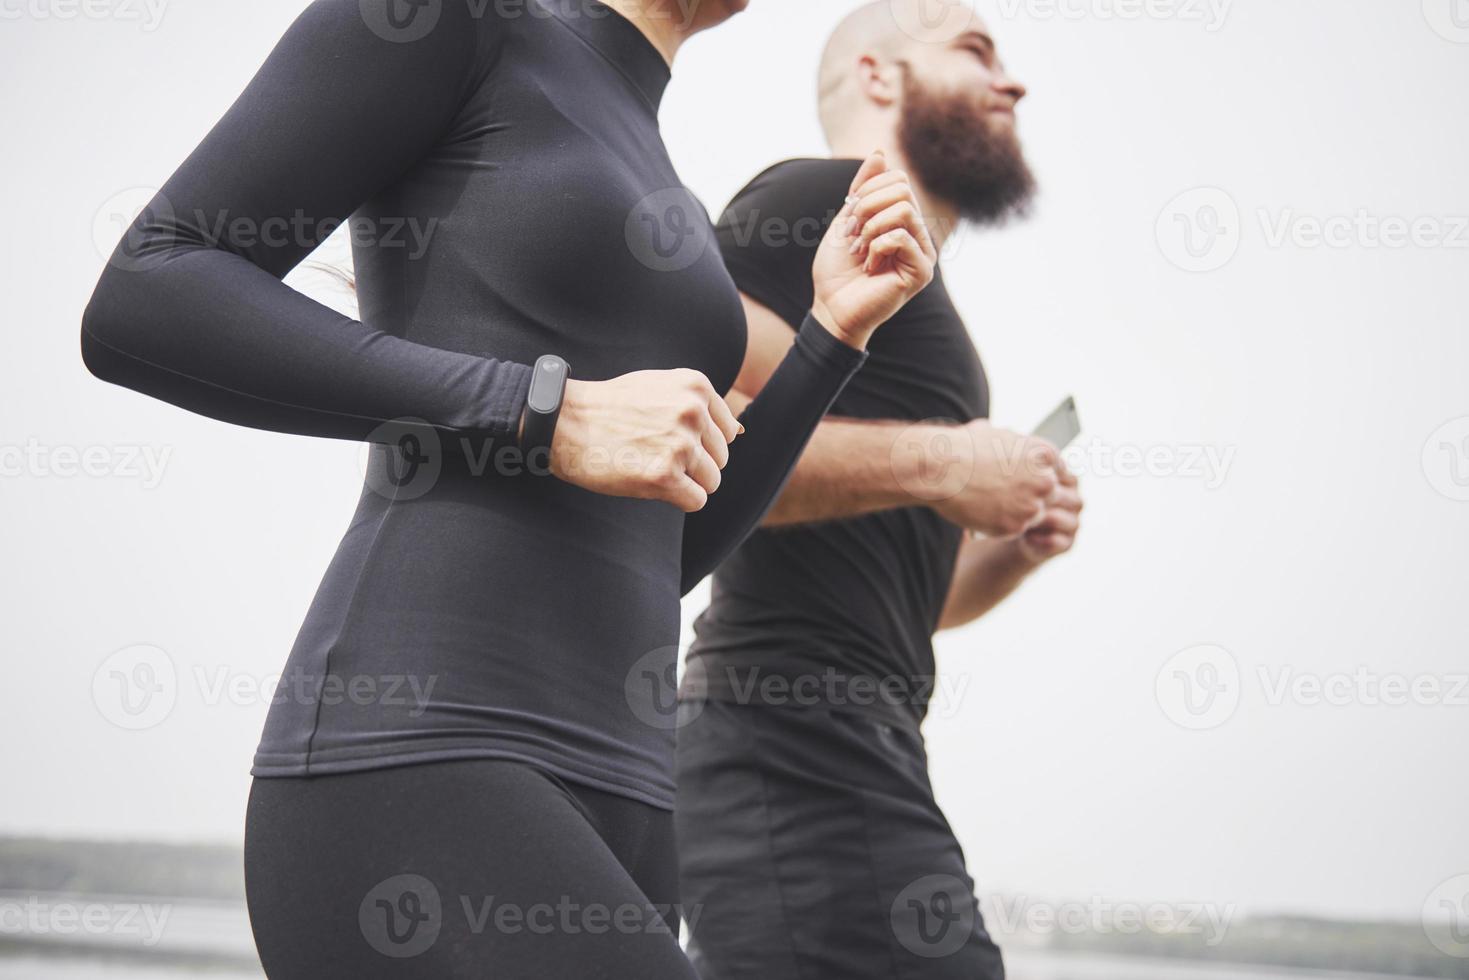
81,1,865,809
684,159,988,728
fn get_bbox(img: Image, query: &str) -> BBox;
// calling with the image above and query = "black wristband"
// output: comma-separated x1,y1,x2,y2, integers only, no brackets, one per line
521,354,569,475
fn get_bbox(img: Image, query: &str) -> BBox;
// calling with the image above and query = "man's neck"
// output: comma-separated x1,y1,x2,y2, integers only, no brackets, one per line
829,136,959,252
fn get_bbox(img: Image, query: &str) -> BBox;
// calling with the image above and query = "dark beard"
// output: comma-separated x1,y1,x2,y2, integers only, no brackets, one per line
898,71,1037,227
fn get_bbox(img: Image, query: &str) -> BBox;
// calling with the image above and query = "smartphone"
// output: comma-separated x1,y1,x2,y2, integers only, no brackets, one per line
1033,395,1081,449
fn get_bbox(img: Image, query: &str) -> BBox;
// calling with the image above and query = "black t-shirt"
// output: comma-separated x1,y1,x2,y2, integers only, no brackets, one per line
685,158,989,727
81,2,865,809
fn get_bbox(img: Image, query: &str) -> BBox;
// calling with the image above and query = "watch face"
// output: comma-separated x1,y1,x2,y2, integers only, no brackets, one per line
528,357,568,413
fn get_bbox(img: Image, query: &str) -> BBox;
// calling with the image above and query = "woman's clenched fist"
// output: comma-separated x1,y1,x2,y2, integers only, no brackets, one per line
810,150,938,350
546,369,742,512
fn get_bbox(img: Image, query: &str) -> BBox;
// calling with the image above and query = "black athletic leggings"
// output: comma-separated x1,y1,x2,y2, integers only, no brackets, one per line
244,759,698,979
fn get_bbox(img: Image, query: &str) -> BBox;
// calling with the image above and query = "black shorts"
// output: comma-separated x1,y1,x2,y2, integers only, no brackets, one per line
675,699,1005,980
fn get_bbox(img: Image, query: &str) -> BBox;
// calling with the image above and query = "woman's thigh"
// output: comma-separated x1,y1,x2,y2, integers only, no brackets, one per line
245,758,696,980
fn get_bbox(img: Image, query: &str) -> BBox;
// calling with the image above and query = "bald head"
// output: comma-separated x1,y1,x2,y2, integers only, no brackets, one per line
817,0,985,143
818,3,902,140
815,1,1035,226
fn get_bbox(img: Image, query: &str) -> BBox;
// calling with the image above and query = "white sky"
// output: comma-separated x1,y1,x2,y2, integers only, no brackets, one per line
2,0,1466,924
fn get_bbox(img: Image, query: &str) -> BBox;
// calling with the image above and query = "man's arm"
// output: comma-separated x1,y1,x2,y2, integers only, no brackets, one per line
734,294,1062,533
936,537,1041,629
937,464,1083,629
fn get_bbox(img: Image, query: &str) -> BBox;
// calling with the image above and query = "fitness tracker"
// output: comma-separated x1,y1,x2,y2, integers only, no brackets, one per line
521,354,569,474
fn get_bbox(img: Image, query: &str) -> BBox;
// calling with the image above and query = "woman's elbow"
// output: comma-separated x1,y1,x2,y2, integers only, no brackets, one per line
81,211,188,376
79,254,167,390
79,268,133,384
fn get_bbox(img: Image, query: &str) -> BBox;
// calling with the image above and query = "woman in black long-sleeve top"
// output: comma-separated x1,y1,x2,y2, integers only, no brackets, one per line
81,0,937,975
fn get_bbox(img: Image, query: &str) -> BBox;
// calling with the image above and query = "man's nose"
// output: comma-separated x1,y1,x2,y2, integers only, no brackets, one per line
994,72,1027,104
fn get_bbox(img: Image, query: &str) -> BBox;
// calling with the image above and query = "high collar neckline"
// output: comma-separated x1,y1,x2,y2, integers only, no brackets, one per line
541,0,673,112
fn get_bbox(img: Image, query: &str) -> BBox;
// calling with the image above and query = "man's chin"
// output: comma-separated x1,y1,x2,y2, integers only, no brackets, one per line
985,113,1022,146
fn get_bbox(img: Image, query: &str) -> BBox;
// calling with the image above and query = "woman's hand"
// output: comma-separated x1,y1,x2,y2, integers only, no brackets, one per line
810,150,938,349
547,369,742,512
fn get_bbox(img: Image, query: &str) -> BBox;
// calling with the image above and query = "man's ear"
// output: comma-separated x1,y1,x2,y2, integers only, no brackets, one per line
856,55,902,108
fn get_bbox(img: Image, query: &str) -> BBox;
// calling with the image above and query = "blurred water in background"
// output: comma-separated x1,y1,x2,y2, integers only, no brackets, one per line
0,836,1455,980
0,957,260,979
0,944,1436,980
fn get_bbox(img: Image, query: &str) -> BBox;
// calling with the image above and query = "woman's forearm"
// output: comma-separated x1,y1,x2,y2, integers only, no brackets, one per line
679,314,867,594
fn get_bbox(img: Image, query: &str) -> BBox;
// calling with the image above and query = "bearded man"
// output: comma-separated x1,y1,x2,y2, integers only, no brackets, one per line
676,4,1084,978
